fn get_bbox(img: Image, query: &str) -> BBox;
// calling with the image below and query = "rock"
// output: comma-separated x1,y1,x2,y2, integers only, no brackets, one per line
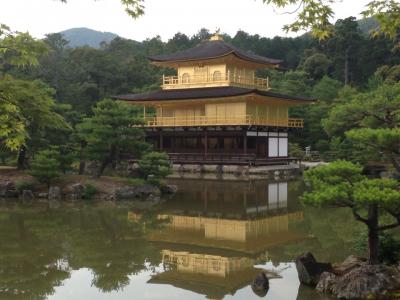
0,180,18,198
251,272,269,297
48,186,61,200
22,190,34,202
64,183,85,200
115,184,161,200
316,271,337,295
160,184,178,194
317,264,400,299
37,193,48,198
333,255,366,275
295,252,332,286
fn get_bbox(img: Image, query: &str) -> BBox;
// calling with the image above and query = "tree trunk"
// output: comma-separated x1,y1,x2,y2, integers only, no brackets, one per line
368,204,379,265
344,47,350,85
96,158,109,178
17,146,27,170
78,161,86,175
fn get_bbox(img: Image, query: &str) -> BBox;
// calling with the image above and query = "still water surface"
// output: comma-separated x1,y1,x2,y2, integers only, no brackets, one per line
0,178,361,300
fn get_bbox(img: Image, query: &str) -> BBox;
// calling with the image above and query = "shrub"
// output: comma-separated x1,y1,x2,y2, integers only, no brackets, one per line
289,142,305,159
15,181,36,193
82,184,98,200
28,150,61,188
353,230,400,264
138,152,171,180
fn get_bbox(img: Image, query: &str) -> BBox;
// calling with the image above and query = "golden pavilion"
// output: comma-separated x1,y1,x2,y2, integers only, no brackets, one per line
115,34,314,165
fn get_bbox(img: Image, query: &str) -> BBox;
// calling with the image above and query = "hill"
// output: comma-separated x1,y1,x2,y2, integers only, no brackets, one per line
59,27,118,48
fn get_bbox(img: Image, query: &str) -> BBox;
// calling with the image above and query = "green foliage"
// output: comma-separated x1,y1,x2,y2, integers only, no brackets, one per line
261,0,400,41
289,142,305,159
375,65,400,82
50,144,78,174
15,181,36,193
138,152,171,180
301,53,331,80
28,150,61,187
353,230,400,264
303,160,400,208
0,27,67,153
0,24,48,67
312,76,342,102
324,83,400,171
77,99,149,177
303,160,400,263
82,184,98,200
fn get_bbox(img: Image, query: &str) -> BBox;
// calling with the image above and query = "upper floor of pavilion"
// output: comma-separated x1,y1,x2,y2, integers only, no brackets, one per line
148,34,281,91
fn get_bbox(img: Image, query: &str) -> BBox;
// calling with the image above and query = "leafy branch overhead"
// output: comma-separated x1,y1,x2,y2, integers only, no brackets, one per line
58,0,145,18
261,0,400,40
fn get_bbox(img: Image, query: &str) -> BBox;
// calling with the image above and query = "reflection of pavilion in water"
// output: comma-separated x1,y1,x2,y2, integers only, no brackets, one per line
129,179,307,299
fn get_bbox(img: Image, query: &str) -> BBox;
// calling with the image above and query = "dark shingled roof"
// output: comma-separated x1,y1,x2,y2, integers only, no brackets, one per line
148,40,282,65
114,86,315,102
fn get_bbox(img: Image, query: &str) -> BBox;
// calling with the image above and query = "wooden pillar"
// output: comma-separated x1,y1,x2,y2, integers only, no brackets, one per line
204,183,208,211
243,132,247,154
204,130,208,155
159,131,163,151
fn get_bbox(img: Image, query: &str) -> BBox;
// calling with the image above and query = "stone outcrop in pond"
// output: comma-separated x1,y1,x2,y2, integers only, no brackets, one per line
160,184,178,194
63,183,85,200
48,186,62,200
115,184,161,200
296,253,400,299
0,180,18,198
317,263,400,299
251,272,269,297
22,190,34,202
295,252,332,286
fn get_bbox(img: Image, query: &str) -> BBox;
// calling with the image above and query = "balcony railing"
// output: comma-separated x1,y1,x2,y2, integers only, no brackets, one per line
143,115,303,128
162,72,270,90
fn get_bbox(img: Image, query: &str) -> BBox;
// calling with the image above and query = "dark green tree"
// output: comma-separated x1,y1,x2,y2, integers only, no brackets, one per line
28,149,62,188
302,160,400,264
324,83,400,172
77,99,148,177
138,151,171,180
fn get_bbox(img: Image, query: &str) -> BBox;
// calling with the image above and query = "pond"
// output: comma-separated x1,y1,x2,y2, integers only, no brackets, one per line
0,177,362,300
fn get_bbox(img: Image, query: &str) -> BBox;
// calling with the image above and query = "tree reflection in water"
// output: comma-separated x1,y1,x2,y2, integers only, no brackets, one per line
0,202,163,298
0,178,359,300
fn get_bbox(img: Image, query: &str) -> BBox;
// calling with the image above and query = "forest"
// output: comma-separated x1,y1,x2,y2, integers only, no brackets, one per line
1,16,399,170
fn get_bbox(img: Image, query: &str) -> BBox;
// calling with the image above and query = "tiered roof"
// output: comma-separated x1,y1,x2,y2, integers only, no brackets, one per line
148,39,282,66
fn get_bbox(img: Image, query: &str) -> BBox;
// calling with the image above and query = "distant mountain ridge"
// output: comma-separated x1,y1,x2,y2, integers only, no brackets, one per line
59,27,118,48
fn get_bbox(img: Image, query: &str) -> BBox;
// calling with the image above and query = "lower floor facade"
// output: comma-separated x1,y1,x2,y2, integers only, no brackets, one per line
145,126,296,165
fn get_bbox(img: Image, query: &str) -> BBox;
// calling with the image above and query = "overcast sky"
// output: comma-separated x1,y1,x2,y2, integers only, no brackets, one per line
1,0,372,41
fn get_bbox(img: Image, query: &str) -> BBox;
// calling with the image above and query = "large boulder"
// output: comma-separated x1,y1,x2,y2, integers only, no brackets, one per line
115,184,161,200
160,184,178,194
37,193,48,199
332,255,365,275
22,190,34,202
295,252,332,286
0,180,18,198
48,186,62,200
64,183,85,200
317,264,400,299
251,272,269,297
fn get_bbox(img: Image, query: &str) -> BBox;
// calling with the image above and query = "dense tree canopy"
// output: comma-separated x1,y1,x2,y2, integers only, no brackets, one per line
77,99,148,177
